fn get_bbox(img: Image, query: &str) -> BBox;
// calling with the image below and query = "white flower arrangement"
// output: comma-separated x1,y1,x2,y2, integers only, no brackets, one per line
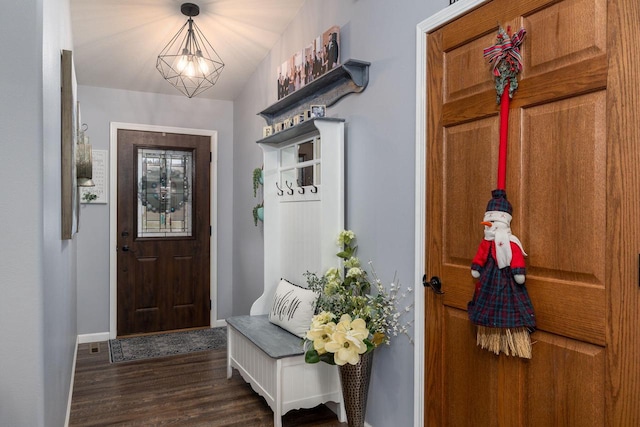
304,230,413,366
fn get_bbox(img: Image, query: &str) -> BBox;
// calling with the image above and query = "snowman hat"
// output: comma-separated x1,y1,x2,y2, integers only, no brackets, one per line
484,189,512,225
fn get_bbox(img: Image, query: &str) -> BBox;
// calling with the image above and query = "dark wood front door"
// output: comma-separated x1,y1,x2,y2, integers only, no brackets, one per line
117,129,211,336
425,0,640,424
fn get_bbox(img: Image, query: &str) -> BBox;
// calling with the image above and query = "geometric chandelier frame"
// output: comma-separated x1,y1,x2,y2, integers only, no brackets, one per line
156,2,224,98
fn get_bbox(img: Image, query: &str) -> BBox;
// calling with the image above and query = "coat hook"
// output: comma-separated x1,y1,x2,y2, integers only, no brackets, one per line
275,182,284,196
285,180,294,195
297,180,305,194
310,183,318,193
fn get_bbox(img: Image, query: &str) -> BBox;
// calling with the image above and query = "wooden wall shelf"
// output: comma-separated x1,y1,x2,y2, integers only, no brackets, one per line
258,59,370,125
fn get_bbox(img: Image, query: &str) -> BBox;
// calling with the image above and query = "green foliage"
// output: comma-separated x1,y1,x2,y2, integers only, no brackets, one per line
252,167,263,197
304,348,337,365
82,192,98,202
252,202,263,226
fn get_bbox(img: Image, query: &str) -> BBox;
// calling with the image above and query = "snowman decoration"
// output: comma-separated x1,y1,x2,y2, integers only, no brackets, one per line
468,189,535,358
467,26,535,359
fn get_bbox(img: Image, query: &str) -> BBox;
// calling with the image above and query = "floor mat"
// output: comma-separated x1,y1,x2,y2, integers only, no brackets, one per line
109,327,226,363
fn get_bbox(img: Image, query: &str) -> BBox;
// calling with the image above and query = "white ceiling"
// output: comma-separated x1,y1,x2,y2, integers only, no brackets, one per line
70,0,306,100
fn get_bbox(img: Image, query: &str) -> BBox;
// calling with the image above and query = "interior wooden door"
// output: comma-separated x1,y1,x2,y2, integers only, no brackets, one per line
425,0,640,424
117,129,211,336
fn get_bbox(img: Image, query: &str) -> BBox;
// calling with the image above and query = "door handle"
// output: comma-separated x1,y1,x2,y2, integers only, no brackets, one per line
423,275,444,294
119,245,135,253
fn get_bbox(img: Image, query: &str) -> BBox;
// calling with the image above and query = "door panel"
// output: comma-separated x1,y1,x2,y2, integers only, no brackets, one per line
525,332,605,426
525,0,606,77
444,309,500,426
425,0,612,424
522,92,606,344
117,129,211,336
444,35,497,103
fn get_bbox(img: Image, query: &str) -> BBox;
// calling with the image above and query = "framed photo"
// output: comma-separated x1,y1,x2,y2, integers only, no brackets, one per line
263,125,273,138
277,26,340,99
322,25,341,72
310,105,326,118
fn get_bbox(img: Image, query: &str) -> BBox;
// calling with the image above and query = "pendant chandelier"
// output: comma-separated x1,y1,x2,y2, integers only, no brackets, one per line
156,3,224,98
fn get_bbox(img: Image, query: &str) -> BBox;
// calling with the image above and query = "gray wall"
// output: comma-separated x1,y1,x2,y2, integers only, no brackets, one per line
75,85,235,334
0,0,77,425
232,0,448,425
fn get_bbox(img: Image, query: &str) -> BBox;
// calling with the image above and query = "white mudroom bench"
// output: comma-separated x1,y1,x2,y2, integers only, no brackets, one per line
226,315,345,427
226,118,348,426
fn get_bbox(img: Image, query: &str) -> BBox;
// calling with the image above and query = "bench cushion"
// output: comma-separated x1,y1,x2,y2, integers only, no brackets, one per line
226,315,305,359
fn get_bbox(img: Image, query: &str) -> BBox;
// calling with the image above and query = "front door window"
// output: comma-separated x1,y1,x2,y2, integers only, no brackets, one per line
137,148,193,237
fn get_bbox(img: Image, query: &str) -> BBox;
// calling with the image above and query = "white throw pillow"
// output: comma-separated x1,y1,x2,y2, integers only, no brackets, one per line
268,279,319,338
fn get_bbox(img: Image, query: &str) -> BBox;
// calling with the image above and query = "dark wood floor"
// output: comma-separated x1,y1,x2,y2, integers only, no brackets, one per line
69,342,347,426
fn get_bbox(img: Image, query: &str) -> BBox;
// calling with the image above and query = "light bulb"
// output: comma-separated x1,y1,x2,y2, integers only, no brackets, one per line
185,59,196,78
196,50,209,75
176,48,190,73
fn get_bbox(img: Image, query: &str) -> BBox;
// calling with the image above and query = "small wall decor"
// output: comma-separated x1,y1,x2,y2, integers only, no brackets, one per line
80,150,108,204
76,124,95,188
277,25,340,100
310,105,326,118
252,167,263,197
252,166,264,226
252,202,264,226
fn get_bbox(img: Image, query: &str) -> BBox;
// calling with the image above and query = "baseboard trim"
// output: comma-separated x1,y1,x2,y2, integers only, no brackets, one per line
78,332,110,344
64,336,79,427
96,323,226,342
213,319,227,328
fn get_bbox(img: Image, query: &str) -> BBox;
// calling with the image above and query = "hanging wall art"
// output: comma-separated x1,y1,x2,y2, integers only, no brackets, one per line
61,49,79,239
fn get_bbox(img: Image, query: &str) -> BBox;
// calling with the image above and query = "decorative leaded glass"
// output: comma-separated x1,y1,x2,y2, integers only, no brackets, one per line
137,148,193,237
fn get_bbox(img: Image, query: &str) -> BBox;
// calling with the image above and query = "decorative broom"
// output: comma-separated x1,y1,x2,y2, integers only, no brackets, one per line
467,26,535,359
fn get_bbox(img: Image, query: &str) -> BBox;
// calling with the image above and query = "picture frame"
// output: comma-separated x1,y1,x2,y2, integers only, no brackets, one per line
310,105,326,118
80,149,108,204
61,49,79,239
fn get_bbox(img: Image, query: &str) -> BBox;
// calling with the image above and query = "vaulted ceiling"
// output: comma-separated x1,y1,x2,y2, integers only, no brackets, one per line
70,0,305,100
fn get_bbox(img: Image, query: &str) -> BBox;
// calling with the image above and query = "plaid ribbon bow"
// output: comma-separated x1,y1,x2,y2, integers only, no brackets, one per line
483,26,526,102
483,26,526,77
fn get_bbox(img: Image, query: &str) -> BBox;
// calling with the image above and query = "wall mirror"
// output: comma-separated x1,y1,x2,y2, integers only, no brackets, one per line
279,137,321,189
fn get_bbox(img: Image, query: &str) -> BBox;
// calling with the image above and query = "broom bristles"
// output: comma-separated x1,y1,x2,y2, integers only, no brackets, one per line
476,326,532,359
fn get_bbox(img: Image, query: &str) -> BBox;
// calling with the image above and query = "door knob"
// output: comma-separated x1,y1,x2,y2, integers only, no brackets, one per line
121,245,130,252
423,275,444,294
